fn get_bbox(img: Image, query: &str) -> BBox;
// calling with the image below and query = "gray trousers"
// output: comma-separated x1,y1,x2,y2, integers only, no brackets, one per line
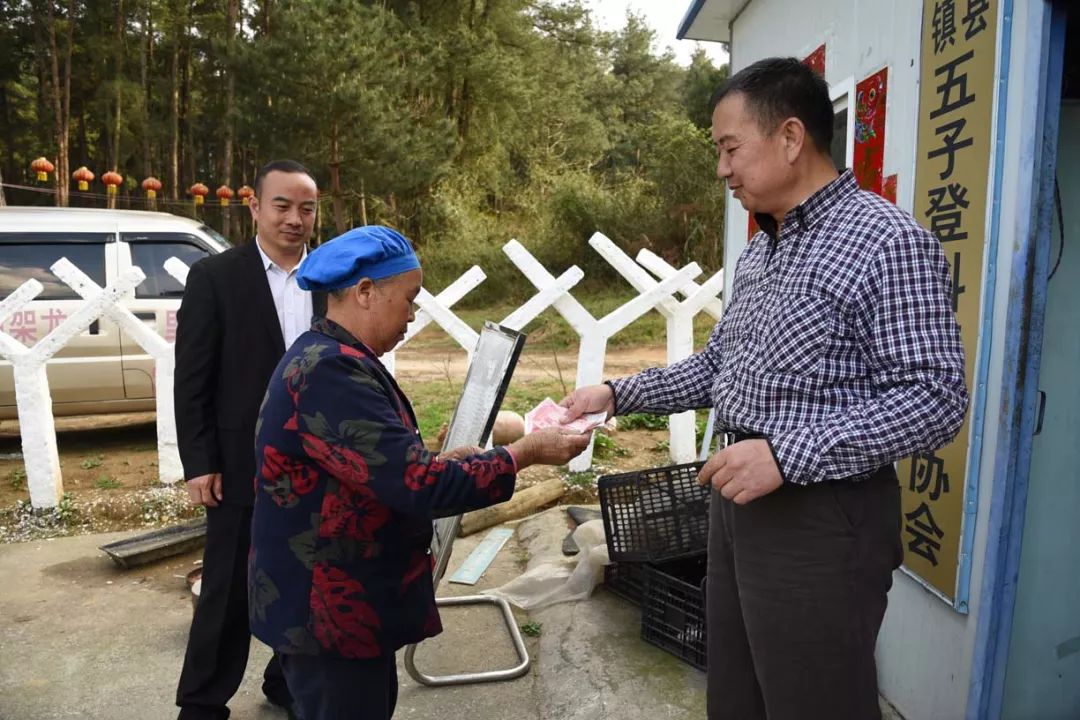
706,465,903,720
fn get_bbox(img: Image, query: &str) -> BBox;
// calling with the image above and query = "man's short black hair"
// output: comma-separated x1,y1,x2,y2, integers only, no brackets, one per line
710,57,834,155
253,159,315,198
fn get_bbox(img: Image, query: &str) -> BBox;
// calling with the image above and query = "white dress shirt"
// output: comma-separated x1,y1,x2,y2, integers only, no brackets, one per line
255,237,313,350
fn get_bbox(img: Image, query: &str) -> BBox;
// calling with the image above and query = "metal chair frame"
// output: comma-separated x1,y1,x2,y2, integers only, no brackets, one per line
402,515,531,686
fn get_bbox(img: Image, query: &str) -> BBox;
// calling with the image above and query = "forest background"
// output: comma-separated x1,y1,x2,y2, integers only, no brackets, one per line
0,0,729,304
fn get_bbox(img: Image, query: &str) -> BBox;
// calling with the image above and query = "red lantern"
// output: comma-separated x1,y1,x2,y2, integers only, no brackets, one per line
237,185,254,206
72,166,94,191
190,182,209,205
102,171,123,195
30,157,55,182
142,176,162,200
216,185,234,207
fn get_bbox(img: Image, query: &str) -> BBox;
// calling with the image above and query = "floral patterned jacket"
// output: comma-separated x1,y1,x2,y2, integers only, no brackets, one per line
249,318,517,659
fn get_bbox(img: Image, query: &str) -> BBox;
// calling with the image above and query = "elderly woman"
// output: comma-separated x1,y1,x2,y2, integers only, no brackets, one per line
249,225,589,720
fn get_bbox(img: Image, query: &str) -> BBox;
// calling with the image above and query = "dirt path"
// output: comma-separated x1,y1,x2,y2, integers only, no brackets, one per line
392,345,669,382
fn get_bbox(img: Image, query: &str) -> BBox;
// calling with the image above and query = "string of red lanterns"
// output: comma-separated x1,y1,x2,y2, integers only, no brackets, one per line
22,158,266,206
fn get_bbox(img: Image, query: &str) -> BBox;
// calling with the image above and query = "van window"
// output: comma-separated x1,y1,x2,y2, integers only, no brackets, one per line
124,234,212,298
0,233,110,299
198,224,233,251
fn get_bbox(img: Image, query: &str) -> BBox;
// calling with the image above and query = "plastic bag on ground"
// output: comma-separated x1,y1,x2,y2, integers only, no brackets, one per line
482,519,610,610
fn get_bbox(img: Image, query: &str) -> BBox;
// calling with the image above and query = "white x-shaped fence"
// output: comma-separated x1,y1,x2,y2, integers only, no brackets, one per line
0,234,723,508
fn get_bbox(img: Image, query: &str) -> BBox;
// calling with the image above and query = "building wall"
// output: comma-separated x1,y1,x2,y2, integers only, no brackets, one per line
721,1,1021,718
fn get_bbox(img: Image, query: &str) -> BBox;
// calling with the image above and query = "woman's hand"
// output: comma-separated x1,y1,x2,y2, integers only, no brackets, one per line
437,444,484,462
507,427,592,469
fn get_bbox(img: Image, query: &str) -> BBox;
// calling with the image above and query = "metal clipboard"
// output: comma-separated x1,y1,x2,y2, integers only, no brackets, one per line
404,321,529,687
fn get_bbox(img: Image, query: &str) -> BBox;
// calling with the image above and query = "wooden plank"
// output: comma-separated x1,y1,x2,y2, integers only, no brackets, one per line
449,527,514,585
459,477,565,537
99,516,207,568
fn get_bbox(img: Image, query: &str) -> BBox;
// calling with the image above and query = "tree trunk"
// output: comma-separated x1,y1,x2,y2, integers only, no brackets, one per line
328,121,346,235
61,0,73,207
0,165,6,207
109,0,124,209
45,0,74,207
168,2,181,200
359,178,367,226
181,15,194,206
261,0,273,112
141,0,153,185
221,0,239,239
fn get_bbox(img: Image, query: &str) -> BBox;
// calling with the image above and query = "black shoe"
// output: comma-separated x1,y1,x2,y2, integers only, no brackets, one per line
177,706,230,720
264,687,300,720
263,682,291,707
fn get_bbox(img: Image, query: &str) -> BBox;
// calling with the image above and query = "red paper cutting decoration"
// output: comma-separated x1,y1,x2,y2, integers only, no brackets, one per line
803,45,826,77
854,68,888,195
883,174,898,204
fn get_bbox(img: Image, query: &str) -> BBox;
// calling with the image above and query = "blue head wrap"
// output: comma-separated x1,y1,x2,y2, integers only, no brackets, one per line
297,225,420,292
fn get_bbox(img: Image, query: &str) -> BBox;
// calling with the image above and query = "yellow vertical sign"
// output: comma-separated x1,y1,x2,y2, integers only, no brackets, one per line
900,0,997,605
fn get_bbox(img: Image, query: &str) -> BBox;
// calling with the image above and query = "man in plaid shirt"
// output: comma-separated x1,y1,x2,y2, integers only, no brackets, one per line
562,58,968,720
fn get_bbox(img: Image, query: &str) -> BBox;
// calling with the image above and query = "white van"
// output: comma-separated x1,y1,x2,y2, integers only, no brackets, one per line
0,207,230,419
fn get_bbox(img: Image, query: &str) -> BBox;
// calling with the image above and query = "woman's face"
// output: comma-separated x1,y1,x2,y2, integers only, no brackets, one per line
367,269,421,355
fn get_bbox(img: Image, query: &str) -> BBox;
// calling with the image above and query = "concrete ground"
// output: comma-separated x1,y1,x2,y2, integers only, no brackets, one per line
0,506,904,720
0,507,707,720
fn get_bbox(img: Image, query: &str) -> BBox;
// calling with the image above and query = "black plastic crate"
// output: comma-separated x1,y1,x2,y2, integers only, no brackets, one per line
641,555,707,671
598,462,709,562
603,561,648,606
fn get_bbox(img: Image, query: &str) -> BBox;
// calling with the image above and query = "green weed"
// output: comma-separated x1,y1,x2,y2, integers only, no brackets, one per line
95,476,122,490
80,456,104,470
619,413,668,431
8,467,26,489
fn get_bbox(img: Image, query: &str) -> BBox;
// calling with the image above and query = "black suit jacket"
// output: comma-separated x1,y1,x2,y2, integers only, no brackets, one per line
173,241,327,506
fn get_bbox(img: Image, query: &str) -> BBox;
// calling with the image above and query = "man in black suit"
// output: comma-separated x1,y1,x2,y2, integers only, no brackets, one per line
174,159,325,720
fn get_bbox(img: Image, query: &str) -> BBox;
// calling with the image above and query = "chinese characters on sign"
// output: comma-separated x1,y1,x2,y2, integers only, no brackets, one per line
1,311,38,346
899,0,996,606
165,310,178,343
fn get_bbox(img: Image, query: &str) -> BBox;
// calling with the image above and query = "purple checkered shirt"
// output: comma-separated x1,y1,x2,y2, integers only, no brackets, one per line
609,171,969,485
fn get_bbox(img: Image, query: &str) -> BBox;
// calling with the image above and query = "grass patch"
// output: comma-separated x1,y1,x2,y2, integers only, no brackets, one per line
8,467,26,489
619,413,668,431
563,470,597,491
80,455,104,470
95,476,122,490
400,376,567,442
593,433,629,459
519,621,543,637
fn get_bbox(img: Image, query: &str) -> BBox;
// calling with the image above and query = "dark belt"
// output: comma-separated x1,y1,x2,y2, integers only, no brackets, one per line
722,431,765,447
